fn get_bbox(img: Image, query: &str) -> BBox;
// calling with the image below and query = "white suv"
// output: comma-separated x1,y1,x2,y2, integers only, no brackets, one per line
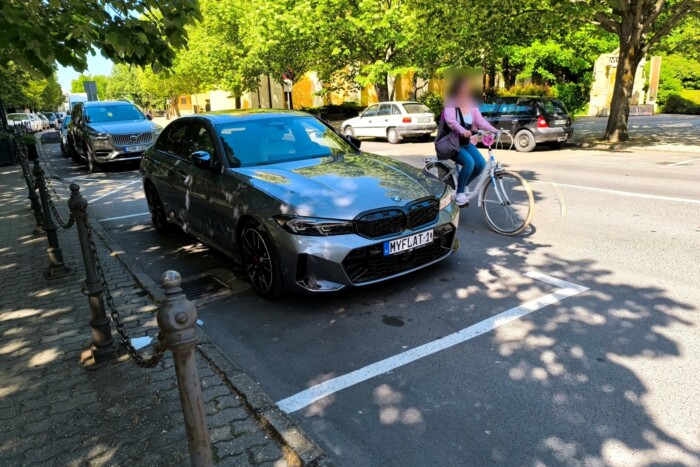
341,101,436,144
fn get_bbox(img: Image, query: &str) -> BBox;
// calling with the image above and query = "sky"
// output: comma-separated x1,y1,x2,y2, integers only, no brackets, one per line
57,53,113,93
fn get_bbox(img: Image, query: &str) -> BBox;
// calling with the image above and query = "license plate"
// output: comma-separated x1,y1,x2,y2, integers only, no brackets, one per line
418,117,432,123
554,119,567,125
383,230,434,256
124,145,146,153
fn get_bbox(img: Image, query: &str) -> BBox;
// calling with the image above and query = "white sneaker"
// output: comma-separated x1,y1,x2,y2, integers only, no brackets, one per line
455,193,468,206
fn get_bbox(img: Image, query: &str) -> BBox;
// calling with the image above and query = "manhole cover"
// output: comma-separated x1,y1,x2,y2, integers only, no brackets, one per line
181,275,227,300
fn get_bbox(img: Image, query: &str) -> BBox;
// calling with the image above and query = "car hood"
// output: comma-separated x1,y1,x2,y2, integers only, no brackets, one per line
232,154,445,219
88,120,158,134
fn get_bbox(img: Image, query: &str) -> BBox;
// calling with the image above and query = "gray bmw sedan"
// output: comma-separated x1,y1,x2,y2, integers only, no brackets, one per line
140,111,458,298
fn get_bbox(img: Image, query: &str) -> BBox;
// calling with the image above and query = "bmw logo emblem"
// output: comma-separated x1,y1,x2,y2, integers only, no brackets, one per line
392,196,401,202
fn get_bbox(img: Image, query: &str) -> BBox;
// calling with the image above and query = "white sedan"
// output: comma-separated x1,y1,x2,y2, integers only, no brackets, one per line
341,101,437,144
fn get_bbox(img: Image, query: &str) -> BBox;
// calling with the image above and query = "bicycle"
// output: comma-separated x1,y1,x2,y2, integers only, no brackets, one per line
424,130,534,236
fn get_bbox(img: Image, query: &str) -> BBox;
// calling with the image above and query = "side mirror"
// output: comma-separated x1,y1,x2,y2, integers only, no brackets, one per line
146,114,153,121
345,135,361,149
191,151,213,170
84,116,91,124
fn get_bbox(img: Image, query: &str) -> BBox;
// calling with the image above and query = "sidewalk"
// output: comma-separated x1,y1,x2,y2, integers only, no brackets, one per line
0,153,296,465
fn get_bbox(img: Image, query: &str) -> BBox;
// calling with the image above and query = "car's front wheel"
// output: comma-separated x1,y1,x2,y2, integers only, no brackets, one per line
145,183,169,233
387,127,401,144
84,144,102,173
239,220,284,300
344,126,355,138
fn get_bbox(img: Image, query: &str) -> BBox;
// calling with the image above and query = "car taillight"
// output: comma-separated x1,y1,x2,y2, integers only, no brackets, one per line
537,116,548,128
402,117,412,123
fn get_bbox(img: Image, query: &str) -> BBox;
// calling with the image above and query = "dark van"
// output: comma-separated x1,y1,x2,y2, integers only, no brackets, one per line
479,97,573,152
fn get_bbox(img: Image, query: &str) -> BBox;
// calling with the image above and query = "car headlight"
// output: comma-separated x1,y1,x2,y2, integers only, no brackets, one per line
275,215,355,236
439,186,453,210
87,130,109,140
153,126,163,136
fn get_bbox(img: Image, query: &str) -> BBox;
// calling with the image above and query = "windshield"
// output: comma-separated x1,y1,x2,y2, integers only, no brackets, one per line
85,104,145,123
217,116,354,167
402,103,431,114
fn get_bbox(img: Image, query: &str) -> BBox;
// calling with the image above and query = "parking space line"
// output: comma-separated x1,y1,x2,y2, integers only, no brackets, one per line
670,157,700,167
531,181,700,205
90,180,139,203
99,212,150,222
276,272,588,414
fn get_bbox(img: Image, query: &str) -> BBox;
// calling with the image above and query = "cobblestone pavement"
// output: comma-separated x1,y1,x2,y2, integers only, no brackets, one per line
0,148,295,465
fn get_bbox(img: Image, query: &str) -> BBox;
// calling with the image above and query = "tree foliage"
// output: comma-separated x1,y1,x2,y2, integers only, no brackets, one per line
0,0,202,77
0,65,63,110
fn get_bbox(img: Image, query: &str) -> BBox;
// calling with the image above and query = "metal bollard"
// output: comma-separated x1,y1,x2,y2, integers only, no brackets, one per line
33,159,69,278
19,154,44,235
68,184,126,369
158,271,213,467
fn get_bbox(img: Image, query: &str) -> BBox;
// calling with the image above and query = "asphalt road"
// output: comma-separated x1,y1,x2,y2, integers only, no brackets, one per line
45,123,700,466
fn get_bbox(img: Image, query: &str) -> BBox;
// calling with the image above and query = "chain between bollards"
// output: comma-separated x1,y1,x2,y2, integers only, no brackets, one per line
33,159,70,279
158,271,213,467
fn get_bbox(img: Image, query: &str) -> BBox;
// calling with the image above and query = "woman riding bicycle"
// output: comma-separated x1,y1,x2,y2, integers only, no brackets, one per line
442,75,498,206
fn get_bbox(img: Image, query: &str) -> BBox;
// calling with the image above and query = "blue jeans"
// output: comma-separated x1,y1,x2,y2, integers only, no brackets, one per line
454,143,486,193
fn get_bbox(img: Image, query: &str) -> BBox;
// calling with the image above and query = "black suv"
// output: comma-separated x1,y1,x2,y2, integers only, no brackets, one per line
479,97,573,152
68,101,162,172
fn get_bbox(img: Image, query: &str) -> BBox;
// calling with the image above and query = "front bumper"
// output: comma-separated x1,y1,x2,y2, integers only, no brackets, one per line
397,124,437,137
269,203,459,293
91,140,150,163
534,127,574,143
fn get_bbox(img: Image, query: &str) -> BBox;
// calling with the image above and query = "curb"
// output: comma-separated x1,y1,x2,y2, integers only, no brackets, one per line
36,140,332,467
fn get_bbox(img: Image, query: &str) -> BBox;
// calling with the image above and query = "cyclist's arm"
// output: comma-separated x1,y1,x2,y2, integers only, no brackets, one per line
473,107,498,133
444,106,471,136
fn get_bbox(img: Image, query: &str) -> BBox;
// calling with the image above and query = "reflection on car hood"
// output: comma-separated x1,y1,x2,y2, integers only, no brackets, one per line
88,120,157,134
233,154,444,219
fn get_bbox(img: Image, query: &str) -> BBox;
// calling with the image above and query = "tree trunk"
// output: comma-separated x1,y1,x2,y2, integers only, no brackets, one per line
604,43,643,142
374,78,389,102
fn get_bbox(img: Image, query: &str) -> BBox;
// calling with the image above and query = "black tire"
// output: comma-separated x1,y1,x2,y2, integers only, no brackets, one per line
144,183,170,233
343,126,355,138
514,129,536,152
387,127,401,144
239,220,284,300
480,170,534,236
85,144,102,173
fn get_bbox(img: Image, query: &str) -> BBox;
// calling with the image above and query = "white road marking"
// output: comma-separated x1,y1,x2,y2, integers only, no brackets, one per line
90,180,139,203
276,272,588,414
670,157,700,167
532,181,700,205
99,212,150,222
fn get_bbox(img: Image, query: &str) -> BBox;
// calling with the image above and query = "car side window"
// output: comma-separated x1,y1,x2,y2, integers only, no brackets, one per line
155,126,172,152
160,122,188,158
363,105,378,117
183,123,217,161
391,105,401,115
377,104,391,116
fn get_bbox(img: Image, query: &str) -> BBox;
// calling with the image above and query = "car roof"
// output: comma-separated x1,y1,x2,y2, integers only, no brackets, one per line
175,109,313,125
368,101,422,105
83,100,135,107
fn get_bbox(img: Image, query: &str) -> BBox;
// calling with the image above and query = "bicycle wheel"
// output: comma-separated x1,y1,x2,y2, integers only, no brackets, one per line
481,170,534,235
424,161,456,190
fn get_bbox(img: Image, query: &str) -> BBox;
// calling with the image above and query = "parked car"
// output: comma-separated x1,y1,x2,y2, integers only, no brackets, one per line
41,112,58,129
342,101,437,144
68,100,162,172
140,111,458,298
24,113,44,132
6,113,32,130
36,113,50,130
479,96,573,152
60,115,71,157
